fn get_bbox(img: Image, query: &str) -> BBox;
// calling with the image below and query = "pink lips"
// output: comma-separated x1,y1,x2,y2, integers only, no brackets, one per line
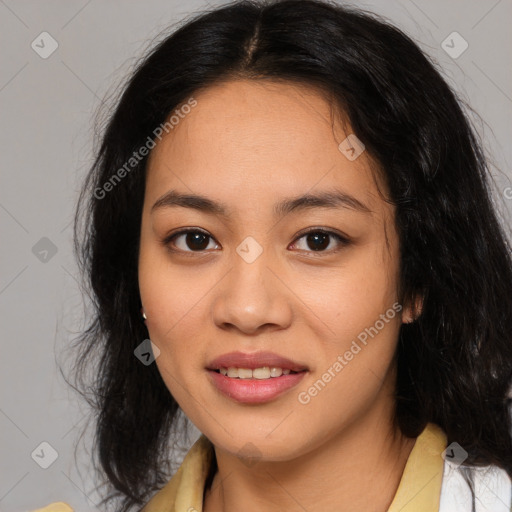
206,351,308,404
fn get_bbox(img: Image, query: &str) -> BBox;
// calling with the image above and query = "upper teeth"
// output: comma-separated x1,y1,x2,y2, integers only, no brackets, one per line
219,367,292,379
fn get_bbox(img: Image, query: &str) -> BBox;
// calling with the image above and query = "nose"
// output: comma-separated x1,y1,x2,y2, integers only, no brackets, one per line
211,251,293,335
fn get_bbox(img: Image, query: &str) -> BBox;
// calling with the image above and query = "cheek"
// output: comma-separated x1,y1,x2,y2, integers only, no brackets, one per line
138,242,216,381
293,240,400,345
139,232,203,325
294,303,401,442
142,271,209,337
291,240,401,403
140,279,204,350
140,265,210,408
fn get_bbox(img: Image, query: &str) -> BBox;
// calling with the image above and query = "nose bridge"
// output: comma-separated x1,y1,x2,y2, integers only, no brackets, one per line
211,240,292,333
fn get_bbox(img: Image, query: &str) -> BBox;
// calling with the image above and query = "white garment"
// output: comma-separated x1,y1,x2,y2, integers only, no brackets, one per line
439,461,512,512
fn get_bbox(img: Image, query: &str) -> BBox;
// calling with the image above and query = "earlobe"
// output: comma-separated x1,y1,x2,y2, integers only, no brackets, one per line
402,295,423,324
140,307,147,321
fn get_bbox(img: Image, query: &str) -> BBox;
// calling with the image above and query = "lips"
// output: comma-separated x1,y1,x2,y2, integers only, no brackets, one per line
208,369,307,404
206,351,308,372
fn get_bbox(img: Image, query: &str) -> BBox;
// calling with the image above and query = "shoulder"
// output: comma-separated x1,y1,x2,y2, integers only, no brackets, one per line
440,461,512,512
141,434,214,511
31,437,213,512
30,502,74,512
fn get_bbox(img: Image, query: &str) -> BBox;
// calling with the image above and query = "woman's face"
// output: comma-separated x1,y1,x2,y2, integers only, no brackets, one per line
138,79,412,460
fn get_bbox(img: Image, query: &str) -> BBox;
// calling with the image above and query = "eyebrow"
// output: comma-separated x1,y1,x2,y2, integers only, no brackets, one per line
151,189,372,217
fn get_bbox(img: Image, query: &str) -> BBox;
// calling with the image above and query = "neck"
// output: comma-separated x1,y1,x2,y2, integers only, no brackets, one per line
203,406,416,512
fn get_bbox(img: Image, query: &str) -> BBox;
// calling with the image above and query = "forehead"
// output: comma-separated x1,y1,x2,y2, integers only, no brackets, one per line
145,79,388,215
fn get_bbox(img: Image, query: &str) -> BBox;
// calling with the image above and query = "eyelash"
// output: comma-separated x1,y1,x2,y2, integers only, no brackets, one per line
161,227,351,256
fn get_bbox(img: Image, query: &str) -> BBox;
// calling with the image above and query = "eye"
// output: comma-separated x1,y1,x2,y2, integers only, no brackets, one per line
162,227,350,255
163,228,220,253
289,228,350,254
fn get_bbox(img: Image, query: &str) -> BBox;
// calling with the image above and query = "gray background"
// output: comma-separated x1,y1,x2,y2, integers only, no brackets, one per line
1,0,511,510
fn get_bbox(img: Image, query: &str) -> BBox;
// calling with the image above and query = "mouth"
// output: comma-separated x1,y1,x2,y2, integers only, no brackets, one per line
205,351,308,404
207,367,308,404
206,350,309,374
210,367,304,379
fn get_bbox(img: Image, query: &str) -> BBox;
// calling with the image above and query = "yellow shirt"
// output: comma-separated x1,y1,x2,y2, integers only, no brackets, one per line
34,422,447,512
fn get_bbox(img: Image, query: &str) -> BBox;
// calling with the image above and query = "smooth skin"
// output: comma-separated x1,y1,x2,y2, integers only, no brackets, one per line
138,79,418,512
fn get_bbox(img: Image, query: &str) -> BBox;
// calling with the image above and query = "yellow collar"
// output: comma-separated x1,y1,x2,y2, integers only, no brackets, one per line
142,422,447,512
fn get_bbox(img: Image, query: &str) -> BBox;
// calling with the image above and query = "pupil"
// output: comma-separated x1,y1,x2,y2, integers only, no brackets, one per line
187,232,209,251
307,233,329,251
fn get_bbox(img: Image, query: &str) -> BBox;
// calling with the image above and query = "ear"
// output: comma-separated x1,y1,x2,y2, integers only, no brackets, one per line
401,295,423,324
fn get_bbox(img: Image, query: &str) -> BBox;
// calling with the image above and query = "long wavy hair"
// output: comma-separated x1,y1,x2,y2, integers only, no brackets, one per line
70,0,512,509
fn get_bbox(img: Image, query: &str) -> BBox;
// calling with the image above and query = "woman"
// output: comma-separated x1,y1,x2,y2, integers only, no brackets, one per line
37,0,512,510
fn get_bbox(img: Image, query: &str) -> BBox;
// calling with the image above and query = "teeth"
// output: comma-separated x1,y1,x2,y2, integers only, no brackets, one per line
219,366,296,379
270,367,282,377
238,368,253,379
227,367,239,378
253,367,270,379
